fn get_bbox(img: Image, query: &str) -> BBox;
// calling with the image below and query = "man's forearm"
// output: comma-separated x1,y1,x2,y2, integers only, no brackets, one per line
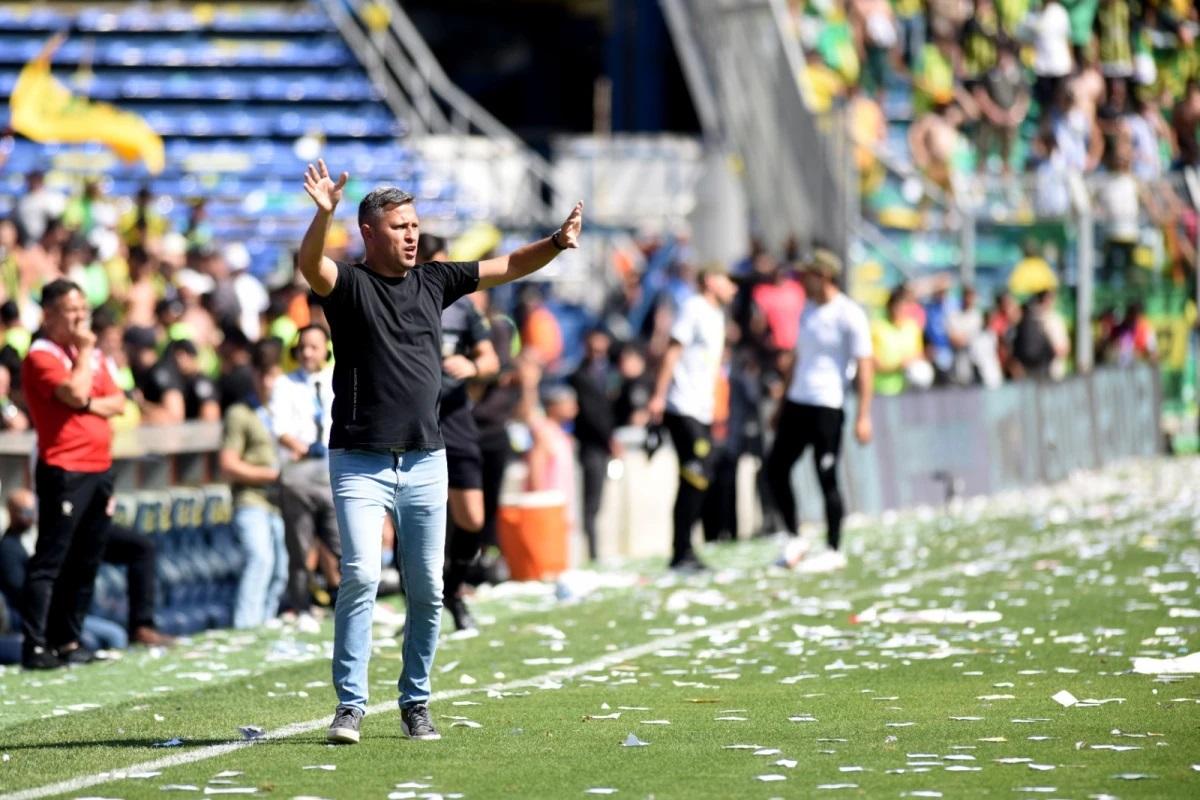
88,393,127,418
653,345,681,403
479,238,561,289
298,209,332,284
73,351,96,396
856,359,874,418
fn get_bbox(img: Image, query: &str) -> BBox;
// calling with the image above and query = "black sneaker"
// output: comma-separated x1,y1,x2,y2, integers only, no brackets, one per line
668,553,709,574
400,703,441,740
326,706,363,744
21,645,61,671
57,642,96,671
57,644,97,665
444,595,477,632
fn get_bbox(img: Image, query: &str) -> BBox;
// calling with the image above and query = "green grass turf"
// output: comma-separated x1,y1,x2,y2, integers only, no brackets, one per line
1,458,1198,798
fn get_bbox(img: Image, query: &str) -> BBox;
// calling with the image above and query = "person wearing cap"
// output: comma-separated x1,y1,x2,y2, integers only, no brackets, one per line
298,160,582,744
647,263,737,572
226,242,269,341
19,279,127,669
766,246,873,573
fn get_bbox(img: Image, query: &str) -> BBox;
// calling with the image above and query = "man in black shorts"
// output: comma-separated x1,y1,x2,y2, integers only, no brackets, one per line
423,235,499,631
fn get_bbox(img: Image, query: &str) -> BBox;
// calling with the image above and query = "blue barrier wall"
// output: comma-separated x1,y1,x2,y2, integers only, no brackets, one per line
786,364,1162,518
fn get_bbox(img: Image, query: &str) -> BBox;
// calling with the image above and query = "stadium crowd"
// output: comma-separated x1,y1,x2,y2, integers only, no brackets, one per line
0,156,1163,664
800,0,1200,286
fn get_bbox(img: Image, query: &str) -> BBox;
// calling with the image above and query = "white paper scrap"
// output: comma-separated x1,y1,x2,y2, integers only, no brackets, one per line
622,733,649,747
1131,652,1200,674
1052,690,1078,707
756,775,786,782
302,765,337,771
585,790,618,795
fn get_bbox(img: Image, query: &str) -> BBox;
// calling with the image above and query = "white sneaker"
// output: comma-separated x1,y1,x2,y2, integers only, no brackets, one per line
775,537,812,569
794,549,847,574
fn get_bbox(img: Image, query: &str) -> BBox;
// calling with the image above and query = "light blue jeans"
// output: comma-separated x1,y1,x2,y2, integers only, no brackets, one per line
233,505,287,629
329,448,447,712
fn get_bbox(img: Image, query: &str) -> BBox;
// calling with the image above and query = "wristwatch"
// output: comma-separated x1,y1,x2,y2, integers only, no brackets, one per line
551,230,568,250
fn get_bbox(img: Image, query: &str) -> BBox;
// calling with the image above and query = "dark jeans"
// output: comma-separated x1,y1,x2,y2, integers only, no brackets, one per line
765,402,846,550
702,448,738,543
478,438,510,549
280,459,339,612
23,462,113,653
663,412,716,564
103,523,157,632
579,442,609,561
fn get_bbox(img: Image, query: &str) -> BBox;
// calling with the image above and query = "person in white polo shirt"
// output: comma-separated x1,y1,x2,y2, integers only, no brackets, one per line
766,247,873,572
648,265,737,571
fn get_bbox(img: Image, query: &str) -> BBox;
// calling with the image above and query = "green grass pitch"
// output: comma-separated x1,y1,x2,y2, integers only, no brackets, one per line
1,458,1198,799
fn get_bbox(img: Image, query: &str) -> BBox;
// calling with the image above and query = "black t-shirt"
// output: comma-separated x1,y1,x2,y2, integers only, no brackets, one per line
321,259,480,451
439,296,490,417
218,364,255,412
183,373,218,419
134,359,182,406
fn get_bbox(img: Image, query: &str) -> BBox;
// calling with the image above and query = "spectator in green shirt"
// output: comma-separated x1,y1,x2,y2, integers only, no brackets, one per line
220,338,286,630
870,287,927,395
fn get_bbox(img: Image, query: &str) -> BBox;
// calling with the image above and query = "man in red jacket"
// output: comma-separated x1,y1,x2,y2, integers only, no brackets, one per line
20,279,125,669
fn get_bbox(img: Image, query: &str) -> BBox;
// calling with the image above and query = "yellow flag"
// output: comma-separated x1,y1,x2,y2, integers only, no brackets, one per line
449,222,503,261
10,40,165,174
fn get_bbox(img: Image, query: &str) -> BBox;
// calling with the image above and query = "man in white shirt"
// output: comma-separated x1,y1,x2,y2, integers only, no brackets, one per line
766,248,873,572
270,324,340,613
225,243,269,341
1032,0,1073,111
648,265,737,571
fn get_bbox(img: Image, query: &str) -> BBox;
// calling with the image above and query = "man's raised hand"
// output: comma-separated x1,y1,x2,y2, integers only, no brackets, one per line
304,159,349,214
557,202,584,249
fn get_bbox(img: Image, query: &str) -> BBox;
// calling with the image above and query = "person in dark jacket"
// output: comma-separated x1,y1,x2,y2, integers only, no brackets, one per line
568,328,621,562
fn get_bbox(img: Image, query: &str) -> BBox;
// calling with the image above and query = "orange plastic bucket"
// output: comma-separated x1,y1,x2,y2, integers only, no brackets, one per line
497,490,569,580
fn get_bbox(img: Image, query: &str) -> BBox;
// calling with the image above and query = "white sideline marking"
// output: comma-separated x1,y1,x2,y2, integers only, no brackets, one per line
0,533,1116,800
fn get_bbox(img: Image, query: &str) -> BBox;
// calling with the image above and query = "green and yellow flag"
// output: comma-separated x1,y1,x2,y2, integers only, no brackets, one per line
10,37,165,174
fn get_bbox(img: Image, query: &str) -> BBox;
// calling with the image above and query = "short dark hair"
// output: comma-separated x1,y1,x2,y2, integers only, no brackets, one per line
219,325,251,352
41,279,83,310
296,323,330,344
166,338,199,359
91,305,117,334
417,234,446,262
358,186,414,228
0,301,18,325
252,337,284,374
